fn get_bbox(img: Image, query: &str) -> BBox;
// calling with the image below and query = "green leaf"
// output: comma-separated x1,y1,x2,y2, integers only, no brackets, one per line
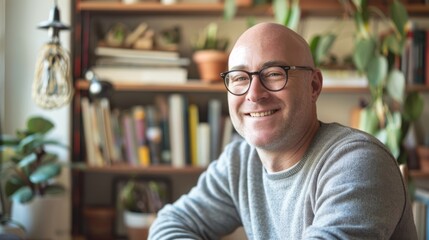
359,106,379,135
385,113,402,158
286,1,301,30
390,0,409,36
403,92,424,121
386,69,405,103
273,0,288,26
5,176,25,198
44,184,66,195
383,34,402,55
29,163,61,184
27,116,54,134
223,0,236,21
366,55,388,89
9,186,34,203
353,38,376,72
17,153,37,168
309,33,336,67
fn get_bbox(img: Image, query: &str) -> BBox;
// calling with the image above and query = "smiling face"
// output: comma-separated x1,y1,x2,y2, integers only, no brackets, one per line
227,23,322,152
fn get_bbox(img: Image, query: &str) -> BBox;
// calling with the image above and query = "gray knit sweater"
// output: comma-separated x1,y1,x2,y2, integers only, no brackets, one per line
149,122,417,240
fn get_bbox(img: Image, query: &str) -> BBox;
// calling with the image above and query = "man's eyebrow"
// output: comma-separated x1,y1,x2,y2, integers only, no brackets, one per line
262,61,287,67
230,65,247,71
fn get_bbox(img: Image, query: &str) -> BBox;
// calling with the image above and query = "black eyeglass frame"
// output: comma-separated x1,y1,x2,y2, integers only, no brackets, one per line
220,65,314,96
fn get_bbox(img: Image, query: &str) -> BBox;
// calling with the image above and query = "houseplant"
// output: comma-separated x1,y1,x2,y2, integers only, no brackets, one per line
309,0,424,166
118,178,167,240
224,0,301,30
192,22,229,83
0,115,78,239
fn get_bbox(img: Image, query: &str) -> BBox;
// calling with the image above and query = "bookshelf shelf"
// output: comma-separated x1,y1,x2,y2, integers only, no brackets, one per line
77,1,429,16
411,170,429,179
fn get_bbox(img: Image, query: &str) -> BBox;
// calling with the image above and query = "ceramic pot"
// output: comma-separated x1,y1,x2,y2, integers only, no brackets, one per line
193,50,228,83
124,211,156,240
11,195,69,240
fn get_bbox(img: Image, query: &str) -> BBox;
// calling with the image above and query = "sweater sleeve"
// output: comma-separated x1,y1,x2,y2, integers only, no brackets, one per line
302,137,412,239
148,144,242,240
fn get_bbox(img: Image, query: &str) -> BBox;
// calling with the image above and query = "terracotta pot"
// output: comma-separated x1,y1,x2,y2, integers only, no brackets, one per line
417,146,429,171
193,50,228,83
84,206,116,240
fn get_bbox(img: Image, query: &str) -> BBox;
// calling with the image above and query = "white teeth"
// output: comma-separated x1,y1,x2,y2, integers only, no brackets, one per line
249,110,275,117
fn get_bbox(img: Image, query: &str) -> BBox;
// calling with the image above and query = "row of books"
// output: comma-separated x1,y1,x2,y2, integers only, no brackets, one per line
92,46,190,84
81,95,237,167
402,24,429,86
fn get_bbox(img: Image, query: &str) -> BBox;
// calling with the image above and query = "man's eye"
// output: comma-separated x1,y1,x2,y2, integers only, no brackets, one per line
231,75,249,82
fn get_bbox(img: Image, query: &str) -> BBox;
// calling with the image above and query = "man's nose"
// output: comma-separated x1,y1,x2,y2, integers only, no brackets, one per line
246,75,269,102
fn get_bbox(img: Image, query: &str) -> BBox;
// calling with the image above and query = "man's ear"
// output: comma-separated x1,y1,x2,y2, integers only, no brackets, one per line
311,69,323,102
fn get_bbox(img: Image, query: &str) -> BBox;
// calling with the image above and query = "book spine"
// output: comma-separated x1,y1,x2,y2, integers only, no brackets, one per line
197,123,211,167
132,106,151,167
169,94,186,167
122,112,139,166
188,104,199,166
155,95,171,165
208,99,222,161
146,105,162,165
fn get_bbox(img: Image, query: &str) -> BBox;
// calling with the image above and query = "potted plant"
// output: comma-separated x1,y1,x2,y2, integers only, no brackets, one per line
309,0,424,169
192,22,230,83
0,116,79,239
118,178,167,240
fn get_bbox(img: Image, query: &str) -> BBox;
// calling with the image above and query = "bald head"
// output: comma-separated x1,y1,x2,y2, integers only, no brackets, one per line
229,23,315,70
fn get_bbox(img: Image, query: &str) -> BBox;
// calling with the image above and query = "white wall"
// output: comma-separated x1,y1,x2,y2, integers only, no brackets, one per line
0,0,5,127
5,0,71,238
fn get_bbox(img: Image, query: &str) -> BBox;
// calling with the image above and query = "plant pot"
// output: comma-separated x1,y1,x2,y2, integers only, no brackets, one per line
193,50,228,83
11,195,69,240
84,206,116,240
124,211,156,240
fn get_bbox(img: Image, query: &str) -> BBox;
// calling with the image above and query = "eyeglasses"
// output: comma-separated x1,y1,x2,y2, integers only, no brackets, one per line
220,65,313,96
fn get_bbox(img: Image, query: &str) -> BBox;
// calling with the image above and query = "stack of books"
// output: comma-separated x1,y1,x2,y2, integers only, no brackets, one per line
92,46,190,84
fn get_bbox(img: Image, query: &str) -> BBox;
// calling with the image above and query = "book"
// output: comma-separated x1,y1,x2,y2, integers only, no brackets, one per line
221,116,233,151
95,46,180,60
122,111,140,166
146,105,162,165
155,95,171,164
188,104,199,166
100,98,120,163
321,69,367,87
168,94,186,167
81,97,104,167
197,123,211,167
96,56,190,68
132,106,151,167
208,99,222,161
92,66,188,84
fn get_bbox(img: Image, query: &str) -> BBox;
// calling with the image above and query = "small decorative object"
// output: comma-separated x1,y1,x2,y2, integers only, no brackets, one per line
32,0,73,110
105,23,129,47
192,23,229,83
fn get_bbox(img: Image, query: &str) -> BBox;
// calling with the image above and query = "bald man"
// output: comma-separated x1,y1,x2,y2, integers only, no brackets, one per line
148,23,417,240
